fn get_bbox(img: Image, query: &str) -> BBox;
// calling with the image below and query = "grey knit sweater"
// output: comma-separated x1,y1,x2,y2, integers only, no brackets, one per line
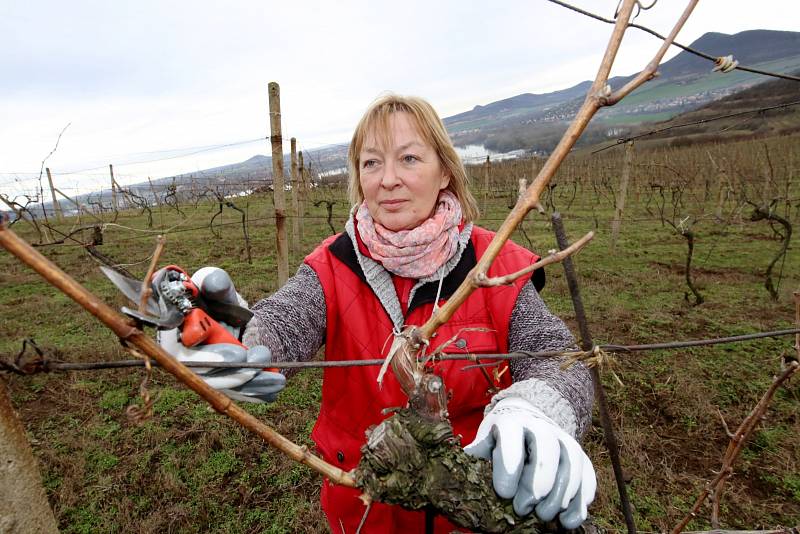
243,225,594,439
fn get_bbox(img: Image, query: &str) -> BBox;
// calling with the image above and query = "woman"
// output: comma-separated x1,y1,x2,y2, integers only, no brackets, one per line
168,95,596,532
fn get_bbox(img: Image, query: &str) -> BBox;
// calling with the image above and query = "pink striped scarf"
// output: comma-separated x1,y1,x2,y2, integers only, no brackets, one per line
356,190,463,279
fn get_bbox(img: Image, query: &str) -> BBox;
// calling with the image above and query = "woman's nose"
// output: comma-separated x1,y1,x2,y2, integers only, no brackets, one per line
380,161,401,188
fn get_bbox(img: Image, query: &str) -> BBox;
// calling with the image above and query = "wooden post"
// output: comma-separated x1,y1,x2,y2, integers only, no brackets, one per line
298,150,306,243
610,141,634,251
191,176,197,203
516,178,531,247
762,154,772,207
715,163,729,220
482,156,490,216
147,178,162,208
46,168,62,222
304,162,315,204
0,378,59,533
268,82,289,286
109,164,120,213
632,154,641,207
531,157,540,185
290,138,300,256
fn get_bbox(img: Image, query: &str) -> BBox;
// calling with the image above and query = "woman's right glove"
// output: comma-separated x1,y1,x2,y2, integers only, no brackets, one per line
463,397,596,528
155,267,285,403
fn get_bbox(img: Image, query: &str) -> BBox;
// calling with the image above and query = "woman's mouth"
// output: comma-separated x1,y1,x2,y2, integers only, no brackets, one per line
380,199,407,210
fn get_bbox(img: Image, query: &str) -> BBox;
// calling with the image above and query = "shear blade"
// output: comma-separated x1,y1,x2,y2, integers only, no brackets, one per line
120,306,183,329
100,266,160,316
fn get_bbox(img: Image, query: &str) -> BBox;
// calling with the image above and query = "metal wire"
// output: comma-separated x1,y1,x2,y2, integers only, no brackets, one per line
5,328,798,375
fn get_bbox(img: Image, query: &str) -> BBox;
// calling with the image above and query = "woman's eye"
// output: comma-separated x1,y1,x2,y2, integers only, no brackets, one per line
402,155,418,164
362,159,378,169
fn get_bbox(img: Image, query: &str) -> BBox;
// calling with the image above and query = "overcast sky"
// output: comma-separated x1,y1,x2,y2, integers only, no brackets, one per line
2,0,798,198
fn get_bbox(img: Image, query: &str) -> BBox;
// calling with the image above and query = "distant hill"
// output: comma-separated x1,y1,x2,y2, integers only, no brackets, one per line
148,155,273,189
161,155,281,189
444,81,592,128
656,30,800,79
445,29,800,152
151,142,350,188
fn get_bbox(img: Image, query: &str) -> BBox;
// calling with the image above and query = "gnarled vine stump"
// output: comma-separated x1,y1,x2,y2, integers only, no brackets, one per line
357,408,544,533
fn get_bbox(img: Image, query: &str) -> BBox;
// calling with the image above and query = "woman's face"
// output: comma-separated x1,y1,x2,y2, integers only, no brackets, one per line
358,112,450,231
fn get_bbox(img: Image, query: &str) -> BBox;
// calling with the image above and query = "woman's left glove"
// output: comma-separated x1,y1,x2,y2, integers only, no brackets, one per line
463,397,596,528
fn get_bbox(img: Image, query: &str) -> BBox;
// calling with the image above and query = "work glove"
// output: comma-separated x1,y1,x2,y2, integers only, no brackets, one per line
463,397,596,528
156,267,286,403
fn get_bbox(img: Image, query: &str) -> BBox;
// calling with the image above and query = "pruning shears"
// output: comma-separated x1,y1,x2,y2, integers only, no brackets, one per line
101,264,253,349
102,265,285,401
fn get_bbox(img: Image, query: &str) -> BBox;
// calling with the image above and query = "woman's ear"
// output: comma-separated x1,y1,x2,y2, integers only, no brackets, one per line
439,172,451,191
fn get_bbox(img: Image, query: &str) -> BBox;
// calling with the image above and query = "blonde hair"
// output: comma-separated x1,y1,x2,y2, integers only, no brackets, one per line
347,94,479,223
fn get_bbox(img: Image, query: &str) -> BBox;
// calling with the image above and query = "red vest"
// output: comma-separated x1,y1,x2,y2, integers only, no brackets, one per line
304,226,541,533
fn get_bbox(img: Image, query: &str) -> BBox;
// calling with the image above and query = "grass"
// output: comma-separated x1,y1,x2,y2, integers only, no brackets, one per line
2,134,800,531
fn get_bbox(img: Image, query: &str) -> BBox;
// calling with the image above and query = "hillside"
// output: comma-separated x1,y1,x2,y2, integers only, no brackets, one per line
620,69,800,148
446,30,800,151
444,81,592,131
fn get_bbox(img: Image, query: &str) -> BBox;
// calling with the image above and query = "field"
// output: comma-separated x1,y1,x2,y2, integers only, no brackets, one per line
1,133,799,532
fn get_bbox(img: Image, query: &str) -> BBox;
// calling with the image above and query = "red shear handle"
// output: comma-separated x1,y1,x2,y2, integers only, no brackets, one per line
182,308,243,347
182,309,279,372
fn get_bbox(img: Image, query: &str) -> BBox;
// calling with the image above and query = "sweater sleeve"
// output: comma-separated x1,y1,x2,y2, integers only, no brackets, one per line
242,264,326,376
486,282,594,439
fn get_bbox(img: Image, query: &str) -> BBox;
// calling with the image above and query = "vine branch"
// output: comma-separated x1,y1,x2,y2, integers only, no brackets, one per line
476,230,594,287
0,219,355,489
671,359,799,533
